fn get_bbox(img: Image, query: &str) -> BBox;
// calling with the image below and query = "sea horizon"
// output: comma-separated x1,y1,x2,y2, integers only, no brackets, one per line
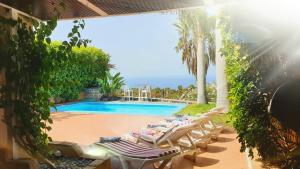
124,75,215,89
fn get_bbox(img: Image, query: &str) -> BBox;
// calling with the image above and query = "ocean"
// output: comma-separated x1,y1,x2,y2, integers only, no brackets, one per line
124,75,215,89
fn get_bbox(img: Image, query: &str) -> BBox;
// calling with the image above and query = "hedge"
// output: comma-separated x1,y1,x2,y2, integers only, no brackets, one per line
49,42,110,101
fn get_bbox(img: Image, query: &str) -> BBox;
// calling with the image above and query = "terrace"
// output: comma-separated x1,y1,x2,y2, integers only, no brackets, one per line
0,0,299,169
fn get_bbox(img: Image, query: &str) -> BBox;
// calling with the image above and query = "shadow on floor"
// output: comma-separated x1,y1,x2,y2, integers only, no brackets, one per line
51,112,90,121
109,154,220,169
195,156,220,167
221,129,235,134
110,157,157,169
216,136,235,143
173,155,220,169
203,145,227,153
254,158,280,169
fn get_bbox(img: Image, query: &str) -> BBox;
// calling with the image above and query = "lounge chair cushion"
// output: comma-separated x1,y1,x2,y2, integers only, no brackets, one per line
100,137,121,143
140,128,164,137
178,137,210,148
97,140,178,159
204,124,224,133
147,124,167,128
191,130,211,139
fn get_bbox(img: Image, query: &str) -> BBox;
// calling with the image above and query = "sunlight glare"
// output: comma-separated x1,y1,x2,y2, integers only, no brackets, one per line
238,0,300,27
82,145,109,157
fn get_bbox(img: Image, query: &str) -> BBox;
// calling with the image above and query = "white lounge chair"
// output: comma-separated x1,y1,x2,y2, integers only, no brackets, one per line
137,123,200,161
200,111,225,140
185,116,213,148
96,139,179,169
123,85,133,101
187,107,226,140
163,107,226,144
162,115,212,149
141,85,151,101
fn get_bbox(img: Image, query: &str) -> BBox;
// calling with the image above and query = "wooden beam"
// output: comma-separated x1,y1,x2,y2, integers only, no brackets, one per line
77,0,108,16
0,2,41,22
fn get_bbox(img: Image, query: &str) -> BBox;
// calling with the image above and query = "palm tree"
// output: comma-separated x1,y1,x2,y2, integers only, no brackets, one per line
175,9,215,104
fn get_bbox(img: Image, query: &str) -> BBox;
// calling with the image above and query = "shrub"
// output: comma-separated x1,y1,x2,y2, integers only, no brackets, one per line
49,43,110,101
222,16,299,167
206,83,216,102
97,71,125,99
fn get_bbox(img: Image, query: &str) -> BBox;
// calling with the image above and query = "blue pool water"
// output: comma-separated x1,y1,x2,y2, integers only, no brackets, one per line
52,102,186,116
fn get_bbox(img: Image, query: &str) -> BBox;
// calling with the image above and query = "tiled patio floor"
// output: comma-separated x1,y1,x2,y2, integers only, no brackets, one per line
49,113,248,169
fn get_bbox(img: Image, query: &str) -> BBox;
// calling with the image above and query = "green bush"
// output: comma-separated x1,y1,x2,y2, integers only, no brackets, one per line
49,43,110,101
222,17,299,167
206,83,216,102
97,71,125,99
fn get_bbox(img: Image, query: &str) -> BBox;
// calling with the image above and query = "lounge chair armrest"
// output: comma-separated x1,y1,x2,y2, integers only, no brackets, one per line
138,134,156,142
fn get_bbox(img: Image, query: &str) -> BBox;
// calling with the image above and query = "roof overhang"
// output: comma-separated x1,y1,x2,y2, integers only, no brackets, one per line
0,0,204,20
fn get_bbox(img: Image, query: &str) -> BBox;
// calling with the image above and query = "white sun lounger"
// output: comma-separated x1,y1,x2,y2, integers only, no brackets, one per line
96,139,179,169
137,123,199,158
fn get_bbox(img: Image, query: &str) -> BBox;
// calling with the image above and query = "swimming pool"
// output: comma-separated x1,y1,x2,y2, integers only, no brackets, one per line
52,102,186,116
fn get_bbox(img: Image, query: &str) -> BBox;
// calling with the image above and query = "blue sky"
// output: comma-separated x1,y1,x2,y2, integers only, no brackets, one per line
51,13,215,88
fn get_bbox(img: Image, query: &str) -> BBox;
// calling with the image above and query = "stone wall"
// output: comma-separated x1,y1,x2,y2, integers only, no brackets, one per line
85,88,102,99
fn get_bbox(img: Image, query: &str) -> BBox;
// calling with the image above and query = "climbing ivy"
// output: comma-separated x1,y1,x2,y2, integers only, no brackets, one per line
0,13,90,160
221,15,299,168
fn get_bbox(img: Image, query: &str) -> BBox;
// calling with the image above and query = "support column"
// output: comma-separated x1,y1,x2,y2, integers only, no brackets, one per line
196,38,207,104
215,18,229,112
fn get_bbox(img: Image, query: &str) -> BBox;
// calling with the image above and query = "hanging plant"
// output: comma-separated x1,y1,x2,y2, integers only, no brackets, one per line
0,7,90,165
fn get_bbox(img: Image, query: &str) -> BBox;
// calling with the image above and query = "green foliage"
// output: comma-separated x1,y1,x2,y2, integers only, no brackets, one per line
97,71,125,98
175,103,230,127
49,43,110,101
206,83,216,102
221,16,299,167
211,114,232,128
0,14,89,158
176,103,216,116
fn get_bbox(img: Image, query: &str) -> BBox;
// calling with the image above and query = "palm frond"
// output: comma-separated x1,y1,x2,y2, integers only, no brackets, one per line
174,8,216,76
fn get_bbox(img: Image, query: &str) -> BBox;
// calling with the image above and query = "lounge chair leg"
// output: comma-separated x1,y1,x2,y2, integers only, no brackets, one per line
137,161,146,169
186,134,196,150
167,140,174,147
119,156,129,169
183,152,197,163
158,159,171,169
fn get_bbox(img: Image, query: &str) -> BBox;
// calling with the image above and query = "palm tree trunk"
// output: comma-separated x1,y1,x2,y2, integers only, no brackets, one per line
215,19,229,111
197,38,207,104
